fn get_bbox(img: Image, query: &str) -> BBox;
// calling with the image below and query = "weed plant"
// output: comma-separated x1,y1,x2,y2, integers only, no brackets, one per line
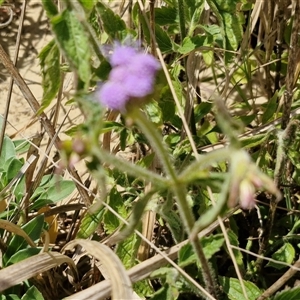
0,0,300,299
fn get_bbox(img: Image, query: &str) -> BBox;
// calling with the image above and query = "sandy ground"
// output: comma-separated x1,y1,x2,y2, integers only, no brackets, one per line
0,1,84,143
1,1,50,137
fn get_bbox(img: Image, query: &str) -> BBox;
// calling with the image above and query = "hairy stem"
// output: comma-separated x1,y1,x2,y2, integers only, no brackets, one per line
132,109,218,297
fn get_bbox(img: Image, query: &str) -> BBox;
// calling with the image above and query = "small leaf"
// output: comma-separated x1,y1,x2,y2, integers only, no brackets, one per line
0,136,16,166
103,188,127,234
3,215,44,266
188,2,205,36
115,232,141,269
177,35,206,54
21,285,44,300
155,6,177,26
6,248,41,266
78,0,97,11
214,0,238,12
5,158,23,183
262,91,278,124
226,229,245,274
266,243,295,270
219,276,262,300
96,2,126,38
76,208,105,239
179,234,224,267
38,40,61,112
223,12,243,51
13,139,30,155
51,10,91,88
273,286,300,300
41,0,58,17
38,180,76,203
155,24,173,53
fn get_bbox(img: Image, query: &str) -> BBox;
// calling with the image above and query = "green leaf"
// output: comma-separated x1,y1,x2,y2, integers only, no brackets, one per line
21,286,44,300
262,91,278,124
137,153,155,169
266,243,295,270
41,0,58,17
5,296,21,300
134,280,154,298
159,88,176,122
226,229,245,274
240,134,271,149
103,188,127,234
179,234,224,267
155,24,173,53
3,215,44,266
177,35,206,54
194,102,213,122
188,1,205,36
214,0,239,12
0,136,16,167
273,287,300,300
223,12,243,51
77,207,105,239
145,101,163,125
96,2,126,39
161,209,184,243
115,232,141,269
37,180,76,203
38,40,61,112
6,248,41,266
155,6,177,26
78,0,97,11
51,9,91,88
5,158,23,183
113,190,156,243
219,276,262,300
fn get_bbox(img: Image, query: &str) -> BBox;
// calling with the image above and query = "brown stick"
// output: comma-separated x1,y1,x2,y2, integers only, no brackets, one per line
257,256,300,300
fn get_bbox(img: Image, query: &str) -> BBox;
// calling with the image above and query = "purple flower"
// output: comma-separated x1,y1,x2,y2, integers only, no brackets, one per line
97,81,128,111
97,43,161,111
110,45,137,67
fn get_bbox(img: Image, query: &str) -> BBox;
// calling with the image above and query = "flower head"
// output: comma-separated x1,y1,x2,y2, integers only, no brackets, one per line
96,43,161,112
228,151,281,210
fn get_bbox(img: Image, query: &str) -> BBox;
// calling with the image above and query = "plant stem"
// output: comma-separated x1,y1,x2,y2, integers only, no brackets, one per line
132,108,219,297
177,0,186,42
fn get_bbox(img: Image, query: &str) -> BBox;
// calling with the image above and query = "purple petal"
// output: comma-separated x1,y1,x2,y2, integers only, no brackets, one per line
110,45,137,67
124,75,154,98
98,81,129,111
129,53,161,75
109,66,128,82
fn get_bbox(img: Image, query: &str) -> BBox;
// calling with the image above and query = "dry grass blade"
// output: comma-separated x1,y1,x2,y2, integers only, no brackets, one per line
65,210,237,299
0,252,77,292
63,239,133,300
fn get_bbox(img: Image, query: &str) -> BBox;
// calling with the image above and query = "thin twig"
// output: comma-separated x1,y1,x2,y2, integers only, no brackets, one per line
257,256,300,300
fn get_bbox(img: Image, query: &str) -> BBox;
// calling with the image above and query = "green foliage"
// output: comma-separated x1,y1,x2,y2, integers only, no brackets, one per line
3,215,44,266
51,9,91,89
38,40,61,112
273,287,300,300
2,0,300,298
29,174,75,210
266,243,296,270
179,234,224,267
96,3,126,39
21,286,44,300
219,276,262,300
